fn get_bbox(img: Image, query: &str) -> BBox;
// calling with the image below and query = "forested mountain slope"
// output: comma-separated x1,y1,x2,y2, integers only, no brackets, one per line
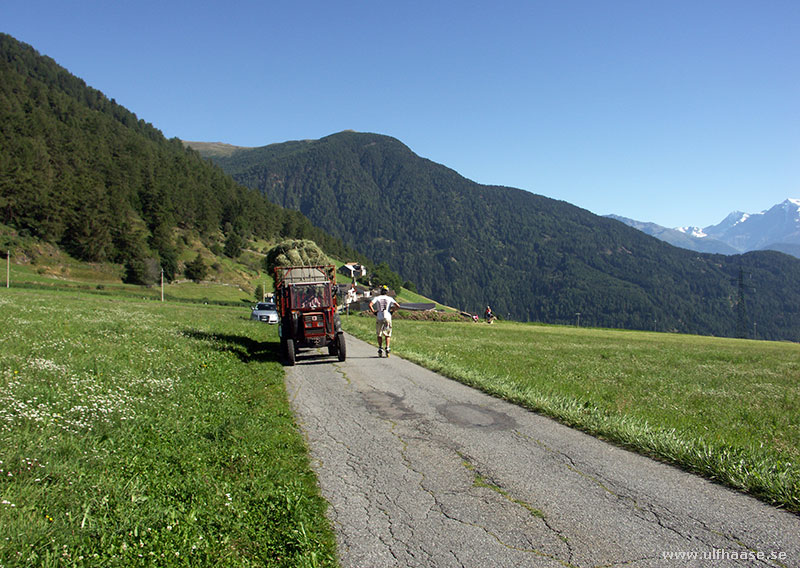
205,131,800,341
0,34,359,282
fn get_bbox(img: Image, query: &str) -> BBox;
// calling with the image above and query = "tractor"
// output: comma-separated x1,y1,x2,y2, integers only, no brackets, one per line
274,265,346,365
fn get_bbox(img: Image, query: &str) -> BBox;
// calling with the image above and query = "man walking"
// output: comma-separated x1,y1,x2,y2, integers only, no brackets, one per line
369,285,399,357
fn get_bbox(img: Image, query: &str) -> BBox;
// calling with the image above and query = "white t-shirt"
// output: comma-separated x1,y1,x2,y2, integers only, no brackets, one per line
370,294,397,321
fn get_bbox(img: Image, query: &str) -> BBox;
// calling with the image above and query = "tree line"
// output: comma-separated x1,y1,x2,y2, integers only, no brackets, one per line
0,33,373,285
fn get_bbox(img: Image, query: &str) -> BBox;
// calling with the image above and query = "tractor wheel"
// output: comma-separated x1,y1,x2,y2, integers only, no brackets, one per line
286,338,296,366
336,333,347,362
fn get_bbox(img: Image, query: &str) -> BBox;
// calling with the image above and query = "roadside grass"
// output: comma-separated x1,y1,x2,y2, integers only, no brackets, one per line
343,316,800,512
0,289,338,567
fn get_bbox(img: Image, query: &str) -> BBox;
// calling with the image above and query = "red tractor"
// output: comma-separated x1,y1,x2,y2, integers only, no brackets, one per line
274,265,346,366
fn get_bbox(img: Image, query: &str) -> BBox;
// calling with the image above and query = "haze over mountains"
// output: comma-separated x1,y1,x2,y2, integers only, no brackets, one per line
3,33,800,341
609,198,800,258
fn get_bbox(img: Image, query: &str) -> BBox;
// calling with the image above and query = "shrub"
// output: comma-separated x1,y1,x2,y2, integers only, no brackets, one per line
185,253,208,282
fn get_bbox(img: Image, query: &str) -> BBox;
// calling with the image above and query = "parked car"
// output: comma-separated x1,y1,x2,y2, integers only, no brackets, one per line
251,302,279,324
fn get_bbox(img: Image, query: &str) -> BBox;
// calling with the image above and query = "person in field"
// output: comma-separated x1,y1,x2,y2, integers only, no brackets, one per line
369,285,399,357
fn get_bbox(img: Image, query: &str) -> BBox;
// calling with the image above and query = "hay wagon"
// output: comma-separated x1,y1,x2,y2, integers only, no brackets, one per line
274,265,346,366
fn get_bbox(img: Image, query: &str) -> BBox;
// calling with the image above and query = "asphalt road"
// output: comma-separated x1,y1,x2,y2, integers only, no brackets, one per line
285,333,800,567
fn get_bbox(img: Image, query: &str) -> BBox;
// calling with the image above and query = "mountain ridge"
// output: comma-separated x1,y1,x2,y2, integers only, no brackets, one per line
181,141,254,158
610,198,800,258
605,215,739,255
4,31,800,341
198,130,800,340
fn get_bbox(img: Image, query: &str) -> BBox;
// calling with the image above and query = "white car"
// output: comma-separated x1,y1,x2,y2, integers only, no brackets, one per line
251,302,279,324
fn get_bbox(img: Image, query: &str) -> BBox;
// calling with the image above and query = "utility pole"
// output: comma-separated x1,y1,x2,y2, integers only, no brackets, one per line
161,268,164,302
6,250,9,288
733,267,755,339
575,312,581,327
736,269,747,338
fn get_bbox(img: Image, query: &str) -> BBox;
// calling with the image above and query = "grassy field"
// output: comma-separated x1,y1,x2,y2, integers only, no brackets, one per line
0,288,337,567
5,262,263,305
3,278,798,568
343,315,800,512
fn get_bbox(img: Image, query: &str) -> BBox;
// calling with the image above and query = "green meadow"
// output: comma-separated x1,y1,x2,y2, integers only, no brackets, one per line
0,289,337,567
343,315,800,512
2,284,798,568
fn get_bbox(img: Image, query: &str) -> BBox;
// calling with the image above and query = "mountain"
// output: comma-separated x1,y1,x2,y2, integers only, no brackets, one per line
0,33,363,283
610,199,800,258
704,199,800,253
605,215,739,255
5,31,798,341
194,131,800,341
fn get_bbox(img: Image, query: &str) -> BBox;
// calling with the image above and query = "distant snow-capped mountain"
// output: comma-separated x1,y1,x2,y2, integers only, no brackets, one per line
606,215,738,254
703,199,800,253
675,226,708,238
608,198,800,258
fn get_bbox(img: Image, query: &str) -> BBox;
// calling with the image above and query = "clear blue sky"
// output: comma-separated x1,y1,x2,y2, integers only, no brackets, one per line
4,0,798,228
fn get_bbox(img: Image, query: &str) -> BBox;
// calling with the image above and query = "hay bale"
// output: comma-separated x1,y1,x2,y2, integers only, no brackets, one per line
265,239,330,276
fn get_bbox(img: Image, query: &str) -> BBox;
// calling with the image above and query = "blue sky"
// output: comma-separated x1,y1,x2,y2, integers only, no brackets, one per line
4,0,798,228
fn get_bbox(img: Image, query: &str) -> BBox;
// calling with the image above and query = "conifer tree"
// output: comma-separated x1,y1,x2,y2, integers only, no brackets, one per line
185,253,208,283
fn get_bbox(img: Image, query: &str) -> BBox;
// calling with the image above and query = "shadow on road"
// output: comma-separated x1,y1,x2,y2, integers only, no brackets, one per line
284,350,344,367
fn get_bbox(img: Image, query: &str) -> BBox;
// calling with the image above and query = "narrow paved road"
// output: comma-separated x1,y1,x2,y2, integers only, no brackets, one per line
285,333,799,567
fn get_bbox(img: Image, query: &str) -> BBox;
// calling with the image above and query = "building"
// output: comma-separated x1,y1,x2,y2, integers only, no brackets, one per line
338,262,367,281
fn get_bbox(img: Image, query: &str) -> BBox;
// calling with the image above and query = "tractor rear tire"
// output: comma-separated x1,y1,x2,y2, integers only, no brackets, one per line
336,333,347,362
286,338,296,366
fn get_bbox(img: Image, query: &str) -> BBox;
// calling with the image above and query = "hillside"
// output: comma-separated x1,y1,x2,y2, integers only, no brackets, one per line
202,131,800,341
0,33,363,285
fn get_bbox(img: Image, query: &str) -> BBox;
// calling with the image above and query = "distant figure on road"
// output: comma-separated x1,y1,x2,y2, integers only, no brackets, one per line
370,285,399,357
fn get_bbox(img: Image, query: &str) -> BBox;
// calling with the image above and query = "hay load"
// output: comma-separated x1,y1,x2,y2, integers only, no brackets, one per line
265,240,331,282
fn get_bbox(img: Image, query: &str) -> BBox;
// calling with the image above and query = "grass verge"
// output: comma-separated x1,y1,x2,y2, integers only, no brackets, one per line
0,289,338,567
343,315,800,513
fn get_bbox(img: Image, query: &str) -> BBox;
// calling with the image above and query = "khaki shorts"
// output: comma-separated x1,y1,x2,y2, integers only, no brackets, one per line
376,318,393,337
